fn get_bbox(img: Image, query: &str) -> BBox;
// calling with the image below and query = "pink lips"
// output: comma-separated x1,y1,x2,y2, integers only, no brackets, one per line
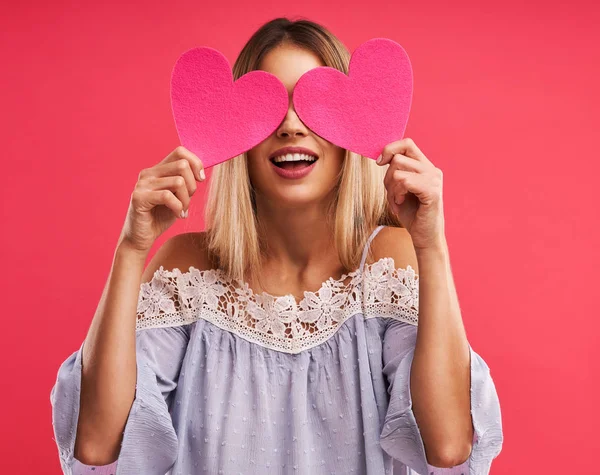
270,159,317,179
269,145,319,180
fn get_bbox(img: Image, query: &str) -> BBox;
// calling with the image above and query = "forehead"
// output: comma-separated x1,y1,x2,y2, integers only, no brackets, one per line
258,44,324,94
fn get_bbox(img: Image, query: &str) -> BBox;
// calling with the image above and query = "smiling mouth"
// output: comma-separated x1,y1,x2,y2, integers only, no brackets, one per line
270,153,319,170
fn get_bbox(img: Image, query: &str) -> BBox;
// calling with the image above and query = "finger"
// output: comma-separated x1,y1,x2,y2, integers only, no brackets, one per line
150,159,198,199
392,179,408,205
382,154,423,189
387,177,411,218
394,171,411,194
392,170,432,204
134,188,186,219
163,146,206,182
140,174,191,214
387,191,402,215
390,153,424,173
377,137,429,166
386,169,415,208
383,165,415,193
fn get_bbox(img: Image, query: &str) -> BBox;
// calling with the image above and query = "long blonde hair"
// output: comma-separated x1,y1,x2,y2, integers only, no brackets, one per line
203,17,402,285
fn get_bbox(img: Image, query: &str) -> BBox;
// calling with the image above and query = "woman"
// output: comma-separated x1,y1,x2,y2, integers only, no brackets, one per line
51,17,503,475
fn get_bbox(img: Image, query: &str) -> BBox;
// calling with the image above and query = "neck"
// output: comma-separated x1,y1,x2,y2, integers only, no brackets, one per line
255,201,338,274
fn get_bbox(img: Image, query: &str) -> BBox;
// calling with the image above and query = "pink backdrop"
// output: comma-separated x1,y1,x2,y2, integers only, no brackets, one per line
1,1,598,473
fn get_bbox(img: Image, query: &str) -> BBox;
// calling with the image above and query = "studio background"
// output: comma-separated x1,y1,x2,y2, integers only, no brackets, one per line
1,1,598,473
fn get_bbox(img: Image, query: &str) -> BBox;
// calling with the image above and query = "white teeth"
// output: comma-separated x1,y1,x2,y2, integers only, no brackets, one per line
272,153,317,163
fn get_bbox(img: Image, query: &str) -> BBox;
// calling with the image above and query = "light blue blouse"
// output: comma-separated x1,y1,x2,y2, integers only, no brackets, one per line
50,225,503,474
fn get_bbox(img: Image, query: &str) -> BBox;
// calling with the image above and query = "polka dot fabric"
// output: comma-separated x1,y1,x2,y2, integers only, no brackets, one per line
71,463,117,474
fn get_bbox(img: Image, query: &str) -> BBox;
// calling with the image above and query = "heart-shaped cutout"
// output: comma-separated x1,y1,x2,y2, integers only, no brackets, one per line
293,38,413,159
170,47,289,169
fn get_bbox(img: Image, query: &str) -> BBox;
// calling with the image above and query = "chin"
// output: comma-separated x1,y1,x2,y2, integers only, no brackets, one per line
249,162,341,210
269,183,338,209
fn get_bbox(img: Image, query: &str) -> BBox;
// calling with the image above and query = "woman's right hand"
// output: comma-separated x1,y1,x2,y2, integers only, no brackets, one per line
118,146,206,254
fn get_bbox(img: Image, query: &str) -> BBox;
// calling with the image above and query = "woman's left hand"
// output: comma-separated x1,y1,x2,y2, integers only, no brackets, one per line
377,137,446,250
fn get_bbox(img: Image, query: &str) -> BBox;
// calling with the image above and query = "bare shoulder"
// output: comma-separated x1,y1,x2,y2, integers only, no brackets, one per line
369,225,419,275
141,231,212,284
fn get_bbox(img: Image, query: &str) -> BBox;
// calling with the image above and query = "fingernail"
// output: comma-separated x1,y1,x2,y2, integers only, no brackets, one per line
199,169,206,180
376,154,382,164
180,209,186,219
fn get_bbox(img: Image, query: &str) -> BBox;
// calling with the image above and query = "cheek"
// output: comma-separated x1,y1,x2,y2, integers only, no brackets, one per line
326,147,346,168
247,144,260,161
246,152,269,187
319,139,345,160
247,135,271,161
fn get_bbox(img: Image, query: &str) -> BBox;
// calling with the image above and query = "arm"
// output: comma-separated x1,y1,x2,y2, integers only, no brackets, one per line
411,238,473,466
380,318,503,474
373,227,503,473
75,241,147,464
51,234,196,474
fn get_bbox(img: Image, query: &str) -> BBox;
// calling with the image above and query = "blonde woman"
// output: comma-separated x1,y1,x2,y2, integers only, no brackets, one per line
51,17,503,475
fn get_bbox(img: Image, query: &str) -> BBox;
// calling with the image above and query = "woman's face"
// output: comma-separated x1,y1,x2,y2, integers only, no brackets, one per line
247,43,346,211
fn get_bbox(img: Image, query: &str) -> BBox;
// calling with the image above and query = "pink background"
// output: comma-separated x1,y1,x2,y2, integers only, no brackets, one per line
1,1,598,473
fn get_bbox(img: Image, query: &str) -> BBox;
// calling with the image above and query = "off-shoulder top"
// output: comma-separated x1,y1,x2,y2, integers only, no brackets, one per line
50,224,503,474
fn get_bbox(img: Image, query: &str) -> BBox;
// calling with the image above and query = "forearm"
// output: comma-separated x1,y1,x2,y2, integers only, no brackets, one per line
76,241,148,464
410,238,473,467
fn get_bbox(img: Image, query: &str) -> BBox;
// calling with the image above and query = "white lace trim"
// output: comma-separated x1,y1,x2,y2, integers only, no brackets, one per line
136,257,419,354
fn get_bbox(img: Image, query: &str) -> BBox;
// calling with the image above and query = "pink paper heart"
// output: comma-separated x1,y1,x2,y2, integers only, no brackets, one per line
293,38,413,159
170,47,289,169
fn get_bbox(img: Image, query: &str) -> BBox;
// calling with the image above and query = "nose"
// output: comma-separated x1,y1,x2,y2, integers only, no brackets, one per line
276,103,309,139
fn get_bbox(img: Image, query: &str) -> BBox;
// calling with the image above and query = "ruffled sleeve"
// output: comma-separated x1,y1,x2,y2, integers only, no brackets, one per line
378,318,504,474
50,269,192,475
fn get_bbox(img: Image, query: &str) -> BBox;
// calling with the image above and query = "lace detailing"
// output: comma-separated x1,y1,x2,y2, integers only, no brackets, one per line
136,257,419,354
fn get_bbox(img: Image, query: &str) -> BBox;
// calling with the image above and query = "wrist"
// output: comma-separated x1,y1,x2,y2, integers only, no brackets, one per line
115,239,150,262
415,236,448,261
414,234,447,255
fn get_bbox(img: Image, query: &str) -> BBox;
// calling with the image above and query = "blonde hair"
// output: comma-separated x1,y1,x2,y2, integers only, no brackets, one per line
203,17,402,285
